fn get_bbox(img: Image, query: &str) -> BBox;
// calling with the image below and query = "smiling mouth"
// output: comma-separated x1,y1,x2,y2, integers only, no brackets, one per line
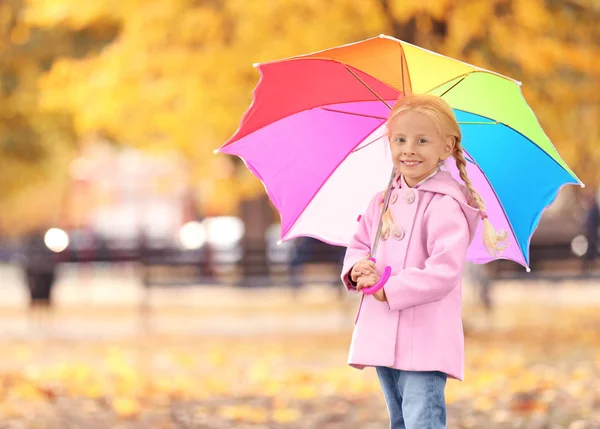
401,161,422,166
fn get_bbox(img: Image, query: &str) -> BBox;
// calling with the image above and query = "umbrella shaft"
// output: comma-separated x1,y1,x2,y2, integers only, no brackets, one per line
370,168,397,258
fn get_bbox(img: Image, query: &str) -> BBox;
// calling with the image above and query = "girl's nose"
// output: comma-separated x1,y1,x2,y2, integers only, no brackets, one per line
403,142,417,154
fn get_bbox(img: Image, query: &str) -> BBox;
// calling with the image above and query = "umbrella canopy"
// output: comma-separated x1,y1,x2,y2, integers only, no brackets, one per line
217,35,582,270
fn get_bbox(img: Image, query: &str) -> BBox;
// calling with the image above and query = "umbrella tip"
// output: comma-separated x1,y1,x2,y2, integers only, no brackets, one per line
252,63,260,68
276,240,283,245
213,149,220,154
526,266,531,273
517,81,523,86
580,182,586,188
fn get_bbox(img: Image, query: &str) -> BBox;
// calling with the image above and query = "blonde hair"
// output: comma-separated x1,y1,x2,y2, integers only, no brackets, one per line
381,94,507,256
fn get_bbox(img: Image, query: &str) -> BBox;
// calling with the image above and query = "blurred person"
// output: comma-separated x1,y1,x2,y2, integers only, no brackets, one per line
340,95,506,429
19,228,59,308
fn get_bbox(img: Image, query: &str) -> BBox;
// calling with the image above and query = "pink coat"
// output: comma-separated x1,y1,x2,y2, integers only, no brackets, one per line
341,170,481,380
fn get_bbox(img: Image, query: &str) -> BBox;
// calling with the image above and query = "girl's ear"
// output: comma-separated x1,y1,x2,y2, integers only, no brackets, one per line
441,136,455,160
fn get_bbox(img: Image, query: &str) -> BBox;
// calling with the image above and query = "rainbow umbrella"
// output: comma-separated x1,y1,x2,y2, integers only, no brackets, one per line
216,35,582,270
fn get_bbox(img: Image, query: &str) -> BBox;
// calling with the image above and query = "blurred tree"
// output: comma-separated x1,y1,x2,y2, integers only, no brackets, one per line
2,0,599,235
0,0,119,234
26,0,389,216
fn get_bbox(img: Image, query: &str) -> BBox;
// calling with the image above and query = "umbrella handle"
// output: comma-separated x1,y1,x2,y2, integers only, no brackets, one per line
361,258,391,295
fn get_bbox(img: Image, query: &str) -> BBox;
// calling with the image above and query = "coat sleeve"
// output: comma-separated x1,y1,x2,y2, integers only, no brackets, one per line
383,195,471,310
340,194,379,291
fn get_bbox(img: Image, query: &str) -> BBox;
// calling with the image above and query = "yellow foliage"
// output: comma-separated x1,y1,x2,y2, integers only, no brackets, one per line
0,303,597,425
112,397,142,419
272,406,302,423
10,380,45,401
23,0,122,28
1,0,598,230
217,404,269,424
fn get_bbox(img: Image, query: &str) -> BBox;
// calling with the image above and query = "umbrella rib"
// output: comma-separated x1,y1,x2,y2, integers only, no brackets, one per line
424,71,501,96
343,64,392,109
458,121,498,125
438,75,467,97
401,50,405,95
351,135,386,153
321,107,387,121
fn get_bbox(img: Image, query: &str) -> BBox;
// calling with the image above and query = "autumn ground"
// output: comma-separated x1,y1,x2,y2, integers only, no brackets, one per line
0,266,600,428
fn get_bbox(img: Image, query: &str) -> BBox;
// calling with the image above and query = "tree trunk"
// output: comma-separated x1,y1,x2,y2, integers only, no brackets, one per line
238,194,273,287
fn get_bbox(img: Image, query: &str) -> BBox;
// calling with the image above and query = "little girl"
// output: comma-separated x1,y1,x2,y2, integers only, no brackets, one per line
341,94,506,429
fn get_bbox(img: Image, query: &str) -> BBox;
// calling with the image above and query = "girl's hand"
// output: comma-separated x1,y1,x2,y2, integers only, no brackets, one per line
372,287,387,302
356,272,380,290
350,259,377,282
357,273,387,302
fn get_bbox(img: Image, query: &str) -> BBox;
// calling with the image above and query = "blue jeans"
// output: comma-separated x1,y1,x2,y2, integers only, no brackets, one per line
376,367,447,429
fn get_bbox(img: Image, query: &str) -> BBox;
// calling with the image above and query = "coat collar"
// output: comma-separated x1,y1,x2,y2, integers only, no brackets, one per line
417,170,469,203
395,168,440,190
390,168,481,216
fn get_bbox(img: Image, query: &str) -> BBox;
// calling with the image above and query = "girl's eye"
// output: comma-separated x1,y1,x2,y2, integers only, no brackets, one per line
394,137,405,143
418,138,428,144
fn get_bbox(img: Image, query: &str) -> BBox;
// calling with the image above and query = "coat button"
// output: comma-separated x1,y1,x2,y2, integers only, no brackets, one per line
392,227,405,240
404,191,415,204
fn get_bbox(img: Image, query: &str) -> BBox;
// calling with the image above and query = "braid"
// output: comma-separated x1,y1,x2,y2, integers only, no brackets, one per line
379,190,395,241
454,144,485,209
454,141,508,256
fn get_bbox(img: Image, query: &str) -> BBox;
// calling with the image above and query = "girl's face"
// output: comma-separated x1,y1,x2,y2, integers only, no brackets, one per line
388,110,454,187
